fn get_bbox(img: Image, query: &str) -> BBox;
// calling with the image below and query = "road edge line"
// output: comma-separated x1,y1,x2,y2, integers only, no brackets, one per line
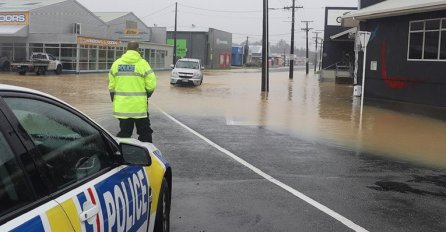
155,106,368,232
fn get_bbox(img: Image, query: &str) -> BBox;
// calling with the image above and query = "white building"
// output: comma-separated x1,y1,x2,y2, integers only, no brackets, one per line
0,0,173,72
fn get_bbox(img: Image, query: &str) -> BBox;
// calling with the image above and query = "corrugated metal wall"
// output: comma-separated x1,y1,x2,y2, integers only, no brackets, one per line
28,1,106,43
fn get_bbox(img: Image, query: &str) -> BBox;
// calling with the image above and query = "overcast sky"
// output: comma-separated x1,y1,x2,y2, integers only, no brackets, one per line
77,0,358,48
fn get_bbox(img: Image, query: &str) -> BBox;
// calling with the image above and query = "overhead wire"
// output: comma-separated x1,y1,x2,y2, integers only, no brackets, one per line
178,3,262,13
139,3,175,19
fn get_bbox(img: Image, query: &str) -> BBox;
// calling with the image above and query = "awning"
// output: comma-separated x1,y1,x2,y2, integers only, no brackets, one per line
0,25,28,37
330,27,357,40
343,0,446,27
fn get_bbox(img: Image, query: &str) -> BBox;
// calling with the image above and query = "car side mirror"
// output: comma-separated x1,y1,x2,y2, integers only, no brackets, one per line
118,142,151,166
170,64,175,69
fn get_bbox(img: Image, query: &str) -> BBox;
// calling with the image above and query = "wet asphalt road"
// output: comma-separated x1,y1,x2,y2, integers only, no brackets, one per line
1,69,445,231
152,112,446,232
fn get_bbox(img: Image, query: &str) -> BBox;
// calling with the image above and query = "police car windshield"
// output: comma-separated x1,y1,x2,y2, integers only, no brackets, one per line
176,61,199,69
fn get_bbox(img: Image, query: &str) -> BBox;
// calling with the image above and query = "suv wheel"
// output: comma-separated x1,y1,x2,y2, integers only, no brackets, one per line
55,65,62,75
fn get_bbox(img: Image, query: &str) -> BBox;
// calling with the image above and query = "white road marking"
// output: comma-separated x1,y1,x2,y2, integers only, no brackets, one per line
156,106,368,232
225,115,257,126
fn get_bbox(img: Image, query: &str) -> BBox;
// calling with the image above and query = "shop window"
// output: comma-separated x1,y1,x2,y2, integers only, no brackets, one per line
45,47,60,60
89,46,98,70
440,31,446,59
61,47,76,70
13,45,27,61
61,44,76,48
107,47,115,63
98,46,107,70
116,50,124,59
0,46,13,63
408,19,446,61
79,49,88,63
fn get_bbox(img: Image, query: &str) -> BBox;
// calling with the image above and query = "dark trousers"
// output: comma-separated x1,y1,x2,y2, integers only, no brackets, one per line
117,117,153,143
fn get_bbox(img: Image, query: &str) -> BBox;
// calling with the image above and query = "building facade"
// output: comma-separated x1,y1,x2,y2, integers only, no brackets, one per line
344,0,446,108
0,0,173,73
167,28,232,68
322,7,357,70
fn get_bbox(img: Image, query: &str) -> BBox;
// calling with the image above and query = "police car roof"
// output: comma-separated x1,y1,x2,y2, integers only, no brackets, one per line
0,84,115,138
0,84,71,107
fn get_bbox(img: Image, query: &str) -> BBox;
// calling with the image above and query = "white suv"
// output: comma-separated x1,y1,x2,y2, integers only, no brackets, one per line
170,58,204,86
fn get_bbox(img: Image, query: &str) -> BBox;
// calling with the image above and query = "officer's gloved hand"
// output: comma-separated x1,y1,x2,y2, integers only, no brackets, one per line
110,92,115,102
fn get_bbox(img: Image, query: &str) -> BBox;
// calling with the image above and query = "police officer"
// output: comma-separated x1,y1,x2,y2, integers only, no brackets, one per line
108,41,157,142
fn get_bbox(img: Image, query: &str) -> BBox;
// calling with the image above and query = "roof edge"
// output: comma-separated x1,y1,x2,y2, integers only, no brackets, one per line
345,2,446,21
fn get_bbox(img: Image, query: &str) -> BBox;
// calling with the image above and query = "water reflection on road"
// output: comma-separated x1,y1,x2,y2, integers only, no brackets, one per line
1,69,445,168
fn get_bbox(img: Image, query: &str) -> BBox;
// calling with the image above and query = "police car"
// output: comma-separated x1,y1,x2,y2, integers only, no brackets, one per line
0,84,171,232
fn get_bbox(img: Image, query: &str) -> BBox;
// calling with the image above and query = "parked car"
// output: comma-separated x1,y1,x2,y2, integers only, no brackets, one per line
170,58,204,86
10,52,63,75
0,84,172,232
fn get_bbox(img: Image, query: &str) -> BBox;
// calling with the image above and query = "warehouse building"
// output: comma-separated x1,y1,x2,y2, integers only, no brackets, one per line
167,28,232,68
0,0,173,73
343,0,446,109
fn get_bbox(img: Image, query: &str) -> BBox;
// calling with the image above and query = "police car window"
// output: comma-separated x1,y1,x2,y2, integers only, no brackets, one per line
4,98,114,190
0,130,34,217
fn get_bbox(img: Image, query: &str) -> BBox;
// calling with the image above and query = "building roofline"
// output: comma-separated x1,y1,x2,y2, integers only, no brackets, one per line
95,12,151,30
343,0,446,21
93,12,131,22
71,0,107,25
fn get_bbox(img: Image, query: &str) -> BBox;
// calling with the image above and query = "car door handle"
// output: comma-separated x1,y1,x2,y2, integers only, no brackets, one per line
79,204,100,222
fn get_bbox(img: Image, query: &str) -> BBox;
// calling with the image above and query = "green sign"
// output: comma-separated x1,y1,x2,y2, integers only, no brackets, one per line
167,39,187,58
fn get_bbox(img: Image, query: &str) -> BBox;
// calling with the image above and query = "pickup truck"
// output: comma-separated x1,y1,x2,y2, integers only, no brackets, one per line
11,53,63,75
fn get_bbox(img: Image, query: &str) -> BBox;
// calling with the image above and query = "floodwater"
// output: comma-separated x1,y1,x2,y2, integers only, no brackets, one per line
1,69,445,168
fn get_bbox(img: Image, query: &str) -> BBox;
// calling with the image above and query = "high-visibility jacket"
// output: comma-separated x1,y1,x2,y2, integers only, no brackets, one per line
108,50,157,119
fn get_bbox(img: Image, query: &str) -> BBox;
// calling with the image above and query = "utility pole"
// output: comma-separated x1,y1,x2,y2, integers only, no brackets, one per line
173,2,178,65
319,38,324,71
284,1,303,79
261,0,269,92
301,20,313,75
244,36,249,65
312,30,322,72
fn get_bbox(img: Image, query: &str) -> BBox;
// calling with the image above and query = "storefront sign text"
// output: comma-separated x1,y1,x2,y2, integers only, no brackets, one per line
77,36,121,47
0,12,29,25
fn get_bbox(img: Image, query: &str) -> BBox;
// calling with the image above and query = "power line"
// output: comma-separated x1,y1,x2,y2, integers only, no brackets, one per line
140,3,175,19
178,10,288,19
179,3,262,13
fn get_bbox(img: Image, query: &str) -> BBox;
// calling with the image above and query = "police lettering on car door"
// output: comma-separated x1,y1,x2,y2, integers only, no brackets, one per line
75,166,150,232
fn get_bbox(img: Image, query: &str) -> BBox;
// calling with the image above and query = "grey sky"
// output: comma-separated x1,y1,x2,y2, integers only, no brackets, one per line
78,0,358,48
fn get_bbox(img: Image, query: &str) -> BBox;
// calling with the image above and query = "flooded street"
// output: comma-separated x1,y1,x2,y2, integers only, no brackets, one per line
2,69,446,231
1,69,445,168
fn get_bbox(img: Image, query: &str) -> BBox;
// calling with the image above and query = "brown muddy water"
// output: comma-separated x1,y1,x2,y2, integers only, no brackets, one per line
1,70,445,168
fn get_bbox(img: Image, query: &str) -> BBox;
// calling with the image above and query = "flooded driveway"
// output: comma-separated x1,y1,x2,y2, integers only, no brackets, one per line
0,69,445,168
